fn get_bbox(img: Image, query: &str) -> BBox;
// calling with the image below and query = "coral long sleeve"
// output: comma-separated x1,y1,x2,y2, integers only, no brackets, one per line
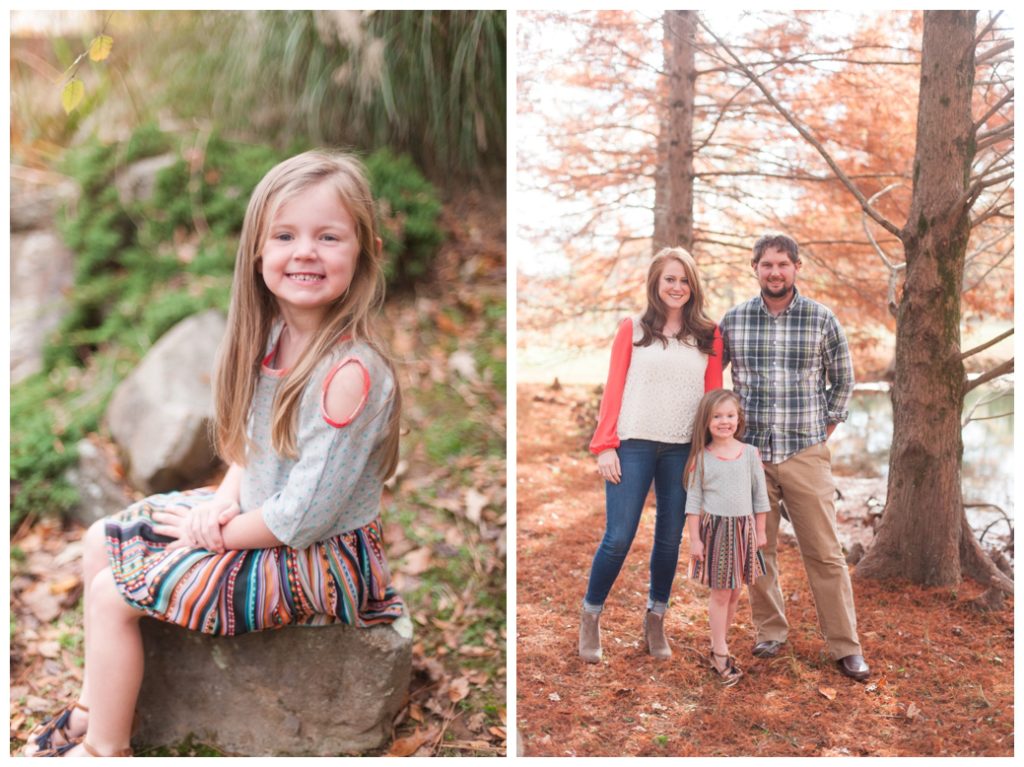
589,318,633,455
704,326,724,392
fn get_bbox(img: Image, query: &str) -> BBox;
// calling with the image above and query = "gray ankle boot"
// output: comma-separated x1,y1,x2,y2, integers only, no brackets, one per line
643,610,671,659
578,610,602,663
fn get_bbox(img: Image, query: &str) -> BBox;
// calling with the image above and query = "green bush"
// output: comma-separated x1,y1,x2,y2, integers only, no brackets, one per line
11,125,442,529
366,149,443,286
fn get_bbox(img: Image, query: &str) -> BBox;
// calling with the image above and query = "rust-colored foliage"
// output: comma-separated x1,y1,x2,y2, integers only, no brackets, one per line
517,11,1012,379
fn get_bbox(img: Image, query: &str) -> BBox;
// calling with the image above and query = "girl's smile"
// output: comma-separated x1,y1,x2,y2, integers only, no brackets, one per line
258,181,360,321
710,402,739,439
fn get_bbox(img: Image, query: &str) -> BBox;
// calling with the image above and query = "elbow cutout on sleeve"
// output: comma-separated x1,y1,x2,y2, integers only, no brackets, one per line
320,357,371,428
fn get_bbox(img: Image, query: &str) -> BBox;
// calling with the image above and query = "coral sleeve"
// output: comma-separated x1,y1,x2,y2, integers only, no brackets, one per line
589,318,633,455
704,325,723,392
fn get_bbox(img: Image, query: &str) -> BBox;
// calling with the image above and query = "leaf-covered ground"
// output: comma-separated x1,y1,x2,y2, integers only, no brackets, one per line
9,189,507,758
516,382,1013,757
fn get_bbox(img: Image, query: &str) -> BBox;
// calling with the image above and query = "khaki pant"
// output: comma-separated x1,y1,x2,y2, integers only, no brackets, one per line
749,441,862,659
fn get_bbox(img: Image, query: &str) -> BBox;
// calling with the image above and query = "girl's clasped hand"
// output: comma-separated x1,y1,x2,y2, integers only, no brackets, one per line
152,499,241,553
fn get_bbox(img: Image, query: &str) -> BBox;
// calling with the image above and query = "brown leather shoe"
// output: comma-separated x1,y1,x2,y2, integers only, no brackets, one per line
837,654,870,681
751,639,785,658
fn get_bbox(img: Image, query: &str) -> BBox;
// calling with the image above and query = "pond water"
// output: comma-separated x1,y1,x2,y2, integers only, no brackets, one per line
830,381,1014,546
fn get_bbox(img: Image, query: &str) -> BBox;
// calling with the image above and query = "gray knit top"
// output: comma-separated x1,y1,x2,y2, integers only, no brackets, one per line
684,443,771,519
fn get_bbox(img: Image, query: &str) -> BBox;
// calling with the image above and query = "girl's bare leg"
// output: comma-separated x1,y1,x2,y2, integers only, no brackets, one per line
725,587,742,639
24,521,108,755
61,566,143,757
709,588,733,656
78,520,109,706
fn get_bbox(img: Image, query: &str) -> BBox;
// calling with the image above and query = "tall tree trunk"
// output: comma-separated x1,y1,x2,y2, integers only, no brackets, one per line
654,10,696,253
856,11,977,585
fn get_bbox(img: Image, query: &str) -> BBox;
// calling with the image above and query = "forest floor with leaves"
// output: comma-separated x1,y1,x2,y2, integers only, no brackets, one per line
9,189,507,757
516,382,1013,758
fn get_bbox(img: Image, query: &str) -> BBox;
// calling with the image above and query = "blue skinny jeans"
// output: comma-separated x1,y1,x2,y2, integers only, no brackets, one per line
584,439,691,611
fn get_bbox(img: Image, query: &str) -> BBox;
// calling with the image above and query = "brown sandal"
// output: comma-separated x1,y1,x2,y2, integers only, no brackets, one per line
709,650,743,687
83,741,134,757
24,701,89,757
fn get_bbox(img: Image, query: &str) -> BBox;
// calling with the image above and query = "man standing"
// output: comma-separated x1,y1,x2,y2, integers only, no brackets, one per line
720,233,869,681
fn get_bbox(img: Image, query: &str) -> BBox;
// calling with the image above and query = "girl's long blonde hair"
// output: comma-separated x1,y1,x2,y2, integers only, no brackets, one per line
637,247,717,355
684,389,746,490
214,150,401,479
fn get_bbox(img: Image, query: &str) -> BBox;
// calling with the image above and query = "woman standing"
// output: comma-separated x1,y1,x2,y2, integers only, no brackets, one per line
580,247,722,662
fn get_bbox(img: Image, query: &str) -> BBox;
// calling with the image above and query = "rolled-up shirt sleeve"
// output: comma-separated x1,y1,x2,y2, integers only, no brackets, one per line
261,359,389,549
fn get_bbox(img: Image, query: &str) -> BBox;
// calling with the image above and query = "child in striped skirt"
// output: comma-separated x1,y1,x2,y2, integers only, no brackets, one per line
25,151,405,757
684,389,768,686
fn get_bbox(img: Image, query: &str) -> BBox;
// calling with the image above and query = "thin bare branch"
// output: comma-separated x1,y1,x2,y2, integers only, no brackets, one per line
973,88,1014,133
859,184,906,317
697,15,904,239
964,358,1014,394
961,328,1013,360
973,11,1003,45
975,39,1014,67
975,123,1013,151
971,201,1014,229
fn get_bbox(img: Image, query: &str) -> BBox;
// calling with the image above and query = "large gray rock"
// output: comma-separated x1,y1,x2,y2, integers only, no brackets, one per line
106,310,227,493
135,613,414,755
10,170,77,232
114,153,178,206
10,230,74,384
65,438,135,526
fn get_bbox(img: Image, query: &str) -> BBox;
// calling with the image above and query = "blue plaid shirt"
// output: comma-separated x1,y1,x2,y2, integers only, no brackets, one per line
720,289,854,463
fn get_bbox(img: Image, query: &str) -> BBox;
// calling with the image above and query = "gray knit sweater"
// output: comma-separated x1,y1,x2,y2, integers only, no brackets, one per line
685,443,771,519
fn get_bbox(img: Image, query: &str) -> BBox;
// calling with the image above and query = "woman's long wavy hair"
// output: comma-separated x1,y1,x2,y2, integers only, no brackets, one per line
214,150,401,479
636,247,716,354
684,389,746,491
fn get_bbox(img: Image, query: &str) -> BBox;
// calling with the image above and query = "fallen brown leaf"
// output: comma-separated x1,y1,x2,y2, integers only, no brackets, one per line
401,547,433,576
448,676,471,703
818,686,837,701
21,582,63,623
49,576,81,595
387,726,439,757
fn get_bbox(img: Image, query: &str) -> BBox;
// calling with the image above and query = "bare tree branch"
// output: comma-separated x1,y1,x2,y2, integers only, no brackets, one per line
973,88,1014,133
964,358,1014,394
973,11,1004,46
961,328,1013,360
860,184,906,317
975,39,1014,67
697,15,904,239
962,382,1013,426
971,201,1014,229
975,123,1014,151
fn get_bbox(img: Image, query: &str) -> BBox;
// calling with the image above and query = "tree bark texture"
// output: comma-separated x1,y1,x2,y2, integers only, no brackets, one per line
655,10,696,253
856,11,978,585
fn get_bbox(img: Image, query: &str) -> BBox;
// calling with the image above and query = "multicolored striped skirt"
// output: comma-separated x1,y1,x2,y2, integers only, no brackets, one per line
688,513,767,590
104,489,404,636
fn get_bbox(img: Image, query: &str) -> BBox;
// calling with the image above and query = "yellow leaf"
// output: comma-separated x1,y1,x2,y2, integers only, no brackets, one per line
88,34,113,62
61,79,85,114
